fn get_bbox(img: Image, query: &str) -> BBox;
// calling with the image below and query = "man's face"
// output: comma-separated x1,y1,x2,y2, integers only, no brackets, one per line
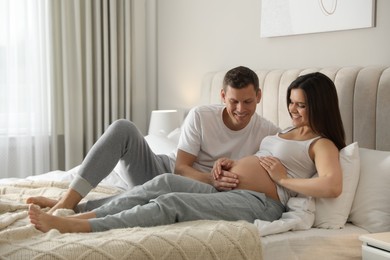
221,84,261,130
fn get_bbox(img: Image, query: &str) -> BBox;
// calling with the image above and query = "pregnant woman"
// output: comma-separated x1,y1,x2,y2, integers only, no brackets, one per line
29,72,345,233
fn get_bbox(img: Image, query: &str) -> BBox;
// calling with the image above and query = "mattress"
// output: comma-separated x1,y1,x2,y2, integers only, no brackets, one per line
0,177,368,260
1,163,373,260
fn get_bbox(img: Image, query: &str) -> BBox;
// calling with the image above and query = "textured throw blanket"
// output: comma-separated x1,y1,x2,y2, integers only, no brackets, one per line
0,181,262,260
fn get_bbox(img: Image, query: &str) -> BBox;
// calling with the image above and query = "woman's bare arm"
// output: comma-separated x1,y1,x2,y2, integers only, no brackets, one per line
260,138,342,198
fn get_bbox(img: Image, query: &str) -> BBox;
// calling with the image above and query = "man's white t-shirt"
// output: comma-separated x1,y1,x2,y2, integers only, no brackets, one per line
177,104,280,173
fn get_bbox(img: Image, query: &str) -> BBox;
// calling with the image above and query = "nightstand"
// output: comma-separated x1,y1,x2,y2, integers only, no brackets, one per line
360,232,390,259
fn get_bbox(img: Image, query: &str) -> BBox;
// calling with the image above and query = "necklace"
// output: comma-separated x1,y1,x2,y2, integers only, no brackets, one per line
318,0,338,16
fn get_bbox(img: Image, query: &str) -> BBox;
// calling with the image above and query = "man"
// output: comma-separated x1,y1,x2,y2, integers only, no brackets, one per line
27,66,279,212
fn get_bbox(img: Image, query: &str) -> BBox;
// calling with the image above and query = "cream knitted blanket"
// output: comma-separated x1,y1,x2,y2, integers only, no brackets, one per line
0,181,262,260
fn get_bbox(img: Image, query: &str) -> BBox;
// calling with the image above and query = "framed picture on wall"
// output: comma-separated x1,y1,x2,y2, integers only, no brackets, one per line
260,0,376,37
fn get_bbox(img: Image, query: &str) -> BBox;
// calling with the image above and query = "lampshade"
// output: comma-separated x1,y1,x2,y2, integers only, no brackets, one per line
148,110,180,136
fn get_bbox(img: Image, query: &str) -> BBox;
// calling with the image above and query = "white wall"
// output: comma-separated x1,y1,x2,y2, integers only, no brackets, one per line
156,0,390,111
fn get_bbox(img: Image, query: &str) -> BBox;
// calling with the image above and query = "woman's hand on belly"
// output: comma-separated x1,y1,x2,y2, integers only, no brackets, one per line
230,156,280,201
258,156,288,185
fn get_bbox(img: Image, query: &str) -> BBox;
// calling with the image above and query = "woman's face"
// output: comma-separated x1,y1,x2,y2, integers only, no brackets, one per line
288,88,309,128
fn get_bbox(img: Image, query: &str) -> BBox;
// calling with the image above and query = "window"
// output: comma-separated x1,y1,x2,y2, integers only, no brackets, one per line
0,0,52,177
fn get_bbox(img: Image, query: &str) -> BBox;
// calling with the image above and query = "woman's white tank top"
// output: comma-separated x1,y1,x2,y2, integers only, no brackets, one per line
255,129,321,205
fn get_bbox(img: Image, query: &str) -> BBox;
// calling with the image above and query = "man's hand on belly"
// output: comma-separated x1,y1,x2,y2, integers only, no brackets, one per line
211,170,239,191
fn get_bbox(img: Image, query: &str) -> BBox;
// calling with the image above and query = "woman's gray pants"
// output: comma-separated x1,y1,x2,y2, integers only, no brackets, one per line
69,119,172,197
87,174,285,232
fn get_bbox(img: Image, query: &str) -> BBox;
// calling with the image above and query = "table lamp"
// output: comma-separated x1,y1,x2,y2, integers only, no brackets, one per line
148,110,180,136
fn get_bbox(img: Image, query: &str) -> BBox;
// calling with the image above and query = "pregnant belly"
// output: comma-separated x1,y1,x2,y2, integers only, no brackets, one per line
230,156,279,201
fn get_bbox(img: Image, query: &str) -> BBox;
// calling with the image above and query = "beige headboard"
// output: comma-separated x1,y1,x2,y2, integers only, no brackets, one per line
200,66,390,151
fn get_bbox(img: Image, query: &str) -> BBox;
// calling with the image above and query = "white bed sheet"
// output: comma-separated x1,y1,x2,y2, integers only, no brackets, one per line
261,223,368,260
0,165,129,191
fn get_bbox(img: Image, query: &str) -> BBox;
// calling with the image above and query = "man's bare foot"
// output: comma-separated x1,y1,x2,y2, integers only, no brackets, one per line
29,204,62,232
26,196,58,208
27,188,82,214
26,197,67,214
28,204,92,233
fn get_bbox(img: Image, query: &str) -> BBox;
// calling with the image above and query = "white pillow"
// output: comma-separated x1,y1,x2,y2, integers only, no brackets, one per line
167,127,181,145
314,142,360,228
348,148,390,233
144,134,177,155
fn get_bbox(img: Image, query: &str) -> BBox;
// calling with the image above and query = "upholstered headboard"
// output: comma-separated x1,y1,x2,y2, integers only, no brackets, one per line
200,66,390,151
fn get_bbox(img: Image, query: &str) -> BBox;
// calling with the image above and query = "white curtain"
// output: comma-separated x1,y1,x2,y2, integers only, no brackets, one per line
49,0,142,171
0,0,52,178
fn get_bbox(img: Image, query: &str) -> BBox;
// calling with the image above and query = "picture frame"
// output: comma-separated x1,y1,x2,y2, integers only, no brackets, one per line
260,0,376,37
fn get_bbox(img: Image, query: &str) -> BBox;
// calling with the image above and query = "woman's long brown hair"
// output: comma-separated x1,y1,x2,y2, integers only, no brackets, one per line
287,72,346,150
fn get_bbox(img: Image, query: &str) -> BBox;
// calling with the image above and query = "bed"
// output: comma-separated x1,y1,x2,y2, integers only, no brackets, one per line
1,66,390,259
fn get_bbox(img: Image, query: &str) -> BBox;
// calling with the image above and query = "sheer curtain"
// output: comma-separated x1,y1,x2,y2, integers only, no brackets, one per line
0,0,53,178
0,0,153,178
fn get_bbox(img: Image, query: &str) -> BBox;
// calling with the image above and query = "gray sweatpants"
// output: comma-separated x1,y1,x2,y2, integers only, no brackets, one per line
87,174,285,232
70,119,172,197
